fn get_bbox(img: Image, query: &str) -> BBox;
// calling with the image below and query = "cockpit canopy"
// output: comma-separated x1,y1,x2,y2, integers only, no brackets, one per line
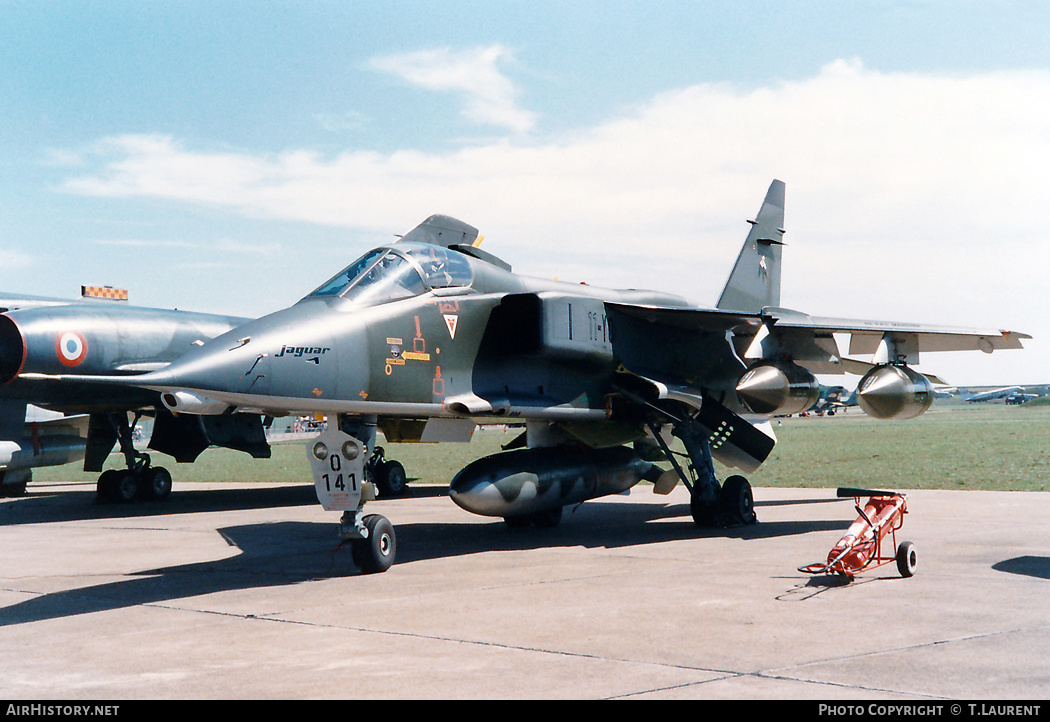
309,243,473,305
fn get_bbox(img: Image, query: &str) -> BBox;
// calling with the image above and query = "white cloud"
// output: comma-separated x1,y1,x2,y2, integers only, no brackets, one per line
57,59,1050,383
91,238,198,249
369,44,537,134
0,250,33,270
60,60,1050,264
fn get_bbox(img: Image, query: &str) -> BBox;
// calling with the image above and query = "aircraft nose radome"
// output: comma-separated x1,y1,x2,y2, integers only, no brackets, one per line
128,345,249,394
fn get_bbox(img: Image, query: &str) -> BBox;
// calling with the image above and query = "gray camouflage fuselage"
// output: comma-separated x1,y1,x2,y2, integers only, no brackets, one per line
146,248,701,436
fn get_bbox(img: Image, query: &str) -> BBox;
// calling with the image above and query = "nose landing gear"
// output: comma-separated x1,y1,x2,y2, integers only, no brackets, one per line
309,416,401,574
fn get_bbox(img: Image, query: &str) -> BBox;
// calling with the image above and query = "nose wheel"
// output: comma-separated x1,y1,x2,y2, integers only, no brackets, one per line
349,514,397,573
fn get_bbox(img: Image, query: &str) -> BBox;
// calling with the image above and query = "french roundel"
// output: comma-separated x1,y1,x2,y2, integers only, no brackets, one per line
56,331,88,367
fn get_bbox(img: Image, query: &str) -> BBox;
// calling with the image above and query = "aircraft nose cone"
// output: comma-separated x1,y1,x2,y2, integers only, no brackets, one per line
134,300,350,409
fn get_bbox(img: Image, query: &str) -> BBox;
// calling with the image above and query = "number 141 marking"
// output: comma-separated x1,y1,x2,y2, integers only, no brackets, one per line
322,454,358,492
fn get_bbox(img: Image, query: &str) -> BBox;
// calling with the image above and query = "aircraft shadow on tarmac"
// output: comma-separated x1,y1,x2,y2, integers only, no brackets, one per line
2,482,323,526
0,491,848,628
992,555,1050,581
3,481,840,526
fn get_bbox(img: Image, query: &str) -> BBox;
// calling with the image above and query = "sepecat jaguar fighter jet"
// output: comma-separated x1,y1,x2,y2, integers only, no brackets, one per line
27,180,1028,572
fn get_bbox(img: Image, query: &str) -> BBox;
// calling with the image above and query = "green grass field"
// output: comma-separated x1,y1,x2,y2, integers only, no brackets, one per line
750,404,1050,491
32,403,1050,492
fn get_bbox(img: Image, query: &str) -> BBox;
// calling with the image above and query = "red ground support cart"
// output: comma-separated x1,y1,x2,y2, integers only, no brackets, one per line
799,487,917,580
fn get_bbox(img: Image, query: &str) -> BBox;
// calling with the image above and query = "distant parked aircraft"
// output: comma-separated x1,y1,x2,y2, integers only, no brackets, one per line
960,386,1029,403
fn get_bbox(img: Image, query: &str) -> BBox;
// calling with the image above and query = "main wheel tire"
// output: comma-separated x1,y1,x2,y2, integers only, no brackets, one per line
142,467,172,501
896,540,917,577
0,478,27,497
720,475,756,525
96,469,119,502
114,471,139,503
0,482,27,498
351,514,396,573
376,460,408,497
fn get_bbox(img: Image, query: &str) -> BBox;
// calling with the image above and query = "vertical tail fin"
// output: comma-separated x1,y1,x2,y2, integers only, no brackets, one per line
716,180,786,313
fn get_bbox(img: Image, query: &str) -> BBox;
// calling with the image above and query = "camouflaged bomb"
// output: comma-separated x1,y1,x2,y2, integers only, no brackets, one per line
449,445,663,520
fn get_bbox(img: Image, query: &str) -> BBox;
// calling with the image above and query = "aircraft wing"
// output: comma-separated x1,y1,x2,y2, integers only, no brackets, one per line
604,299,1027,475
767,310,1029,355
605,302,759,331
604,303,758,383
606,302,1029,384
603,303,774,472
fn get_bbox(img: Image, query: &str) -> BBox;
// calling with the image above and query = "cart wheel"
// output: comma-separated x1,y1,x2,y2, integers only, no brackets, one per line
896,540,917,577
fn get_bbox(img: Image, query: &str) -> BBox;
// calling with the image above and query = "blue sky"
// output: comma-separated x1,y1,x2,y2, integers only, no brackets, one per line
1,0,1047,385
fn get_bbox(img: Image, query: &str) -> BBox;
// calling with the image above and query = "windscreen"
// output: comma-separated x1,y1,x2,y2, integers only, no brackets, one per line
343,253,427,305
311,248,386,297
308,244,472,305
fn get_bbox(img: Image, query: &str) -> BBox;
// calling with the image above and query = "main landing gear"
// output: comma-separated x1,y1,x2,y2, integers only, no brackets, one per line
97,457,172,503
648,414,758,529
95,413,172,504
366,445,408,498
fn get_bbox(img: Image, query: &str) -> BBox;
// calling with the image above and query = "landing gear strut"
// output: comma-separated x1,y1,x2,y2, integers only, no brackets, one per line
95,412,172,503
647,412,758,528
